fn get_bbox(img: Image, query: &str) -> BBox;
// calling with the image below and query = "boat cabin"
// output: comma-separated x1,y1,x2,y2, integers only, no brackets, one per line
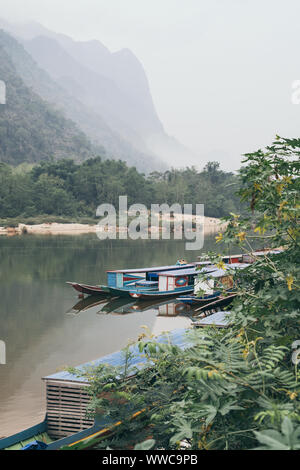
194,263,249,295
106,263,197,289
157,267,198,292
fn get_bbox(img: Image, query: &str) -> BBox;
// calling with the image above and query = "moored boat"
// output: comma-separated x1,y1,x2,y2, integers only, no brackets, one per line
67,260,212,298
0,416,119,451
0,329,191,450
66,282,110,296
177,263,249,306
198,248,283,265
125,266,218,300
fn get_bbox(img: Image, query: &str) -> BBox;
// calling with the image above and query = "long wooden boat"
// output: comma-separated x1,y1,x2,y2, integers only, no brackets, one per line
122,266,219,300
66,261,213,298
177,262,248,306
66,282,109,296
0,416,121,451
178,291,223,305
0,329,190,450
198,248,283,265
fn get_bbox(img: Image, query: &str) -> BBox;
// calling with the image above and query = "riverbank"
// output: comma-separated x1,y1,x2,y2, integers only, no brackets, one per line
0,216,227,236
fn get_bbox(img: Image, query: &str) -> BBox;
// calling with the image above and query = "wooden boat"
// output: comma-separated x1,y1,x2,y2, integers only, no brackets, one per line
241,249,282,263
66,261,205,297
122,266,219,300
178,291,223,305
198,248,283,265
0,416,120,450
0,329,190,450
177,263,248,306
66,282,110,296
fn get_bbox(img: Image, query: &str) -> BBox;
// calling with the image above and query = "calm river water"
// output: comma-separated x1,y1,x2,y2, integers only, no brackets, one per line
0,234,223,437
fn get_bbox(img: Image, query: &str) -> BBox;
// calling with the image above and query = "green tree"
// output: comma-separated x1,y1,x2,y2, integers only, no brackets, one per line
72,137,299,450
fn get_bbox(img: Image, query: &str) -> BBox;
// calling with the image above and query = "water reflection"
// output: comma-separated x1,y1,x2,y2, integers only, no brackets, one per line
67,295,193,317
0,234,219,436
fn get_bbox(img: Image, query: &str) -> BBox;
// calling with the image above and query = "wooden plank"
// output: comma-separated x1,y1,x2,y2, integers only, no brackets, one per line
46,381,94,439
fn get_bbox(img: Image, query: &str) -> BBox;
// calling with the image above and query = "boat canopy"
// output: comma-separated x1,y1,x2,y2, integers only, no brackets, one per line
106,263,196,274
204,263,249,278
194,311,232,328
43,328,191,384
158,267,198,277
158,265,219,278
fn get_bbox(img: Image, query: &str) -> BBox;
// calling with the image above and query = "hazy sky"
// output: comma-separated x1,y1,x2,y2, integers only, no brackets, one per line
1,0,300,170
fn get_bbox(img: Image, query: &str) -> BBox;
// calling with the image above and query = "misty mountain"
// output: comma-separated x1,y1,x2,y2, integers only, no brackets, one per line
0,29,164,171
0,18,198,168
0,37,98,165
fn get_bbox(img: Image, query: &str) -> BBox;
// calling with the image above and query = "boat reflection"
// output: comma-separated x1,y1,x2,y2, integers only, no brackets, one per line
66,295,112,315
67,293,234,321
67,296,193,317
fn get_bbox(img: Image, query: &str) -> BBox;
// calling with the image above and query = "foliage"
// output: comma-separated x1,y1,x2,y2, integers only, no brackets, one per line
0,35,96,165
73,137,299,450
0,158,240,220
254,417,300,450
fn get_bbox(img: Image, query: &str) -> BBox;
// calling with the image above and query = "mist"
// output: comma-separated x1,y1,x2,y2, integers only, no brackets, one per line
1,0,300,171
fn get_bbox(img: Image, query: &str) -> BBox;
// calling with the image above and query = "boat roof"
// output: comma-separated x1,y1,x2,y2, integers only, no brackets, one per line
159,265,220,277
195,311,232,328
247,250,282,256
198,249,282,261
107,263,196,274
159,262,250,278
159,267,198,277
193,263,249,279
43,328,191,384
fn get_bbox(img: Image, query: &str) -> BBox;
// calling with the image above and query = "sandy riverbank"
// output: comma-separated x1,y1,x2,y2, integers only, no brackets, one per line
0,216,227,236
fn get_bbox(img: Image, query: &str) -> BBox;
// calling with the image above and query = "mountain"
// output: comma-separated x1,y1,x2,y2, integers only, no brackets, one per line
0,29,163,171
0,19,198,168
0,37,97,165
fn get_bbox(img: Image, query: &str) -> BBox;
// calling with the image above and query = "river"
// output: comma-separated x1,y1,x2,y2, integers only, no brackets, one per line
0,233,224,437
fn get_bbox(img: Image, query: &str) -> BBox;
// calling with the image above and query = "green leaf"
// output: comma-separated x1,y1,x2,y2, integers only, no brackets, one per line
134,439,156,450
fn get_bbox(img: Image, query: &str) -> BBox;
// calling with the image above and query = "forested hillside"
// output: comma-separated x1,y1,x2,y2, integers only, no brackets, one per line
0,39,97,164
0,159,241,220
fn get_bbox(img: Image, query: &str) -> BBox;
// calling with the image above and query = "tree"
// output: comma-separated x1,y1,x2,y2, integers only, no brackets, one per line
72,136,299,450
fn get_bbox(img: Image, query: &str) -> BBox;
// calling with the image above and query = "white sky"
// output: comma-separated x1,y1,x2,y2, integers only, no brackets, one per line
1,0,300,170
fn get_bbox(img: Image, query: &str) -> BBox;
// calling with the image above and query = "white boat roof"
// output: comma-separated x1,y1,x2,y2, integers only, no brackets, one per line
107,263,196,274
195,311,232,328
159,266,218,277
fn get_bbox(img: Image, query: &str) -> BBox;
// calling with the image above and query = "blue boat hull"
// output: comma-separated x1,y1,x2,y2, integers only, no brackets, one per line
0,415,122,451
178,291,222,305
128,285,195,300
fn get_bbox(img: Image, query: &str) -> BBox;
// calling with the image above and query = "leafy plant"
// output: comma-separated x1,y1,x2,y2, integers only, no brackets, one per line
73,137,299,450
